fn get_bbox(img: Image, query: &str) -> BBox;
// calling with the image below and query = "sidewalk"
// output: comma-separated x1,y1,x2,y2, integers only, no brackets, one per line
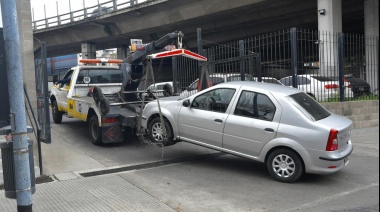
1,127,379,212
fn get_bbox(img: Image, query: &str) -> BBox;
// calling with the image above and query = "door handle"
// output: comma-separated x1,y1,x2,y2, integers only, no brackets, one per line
214,119,223,123
265,128,274,132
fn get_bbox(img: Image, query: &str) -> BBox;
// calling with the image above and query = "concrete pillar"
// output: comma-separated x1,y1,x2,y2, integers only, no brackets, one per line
16,0,39,168
317,0,342,76
117,45,129,59
81,42,96,59
364,0,379,95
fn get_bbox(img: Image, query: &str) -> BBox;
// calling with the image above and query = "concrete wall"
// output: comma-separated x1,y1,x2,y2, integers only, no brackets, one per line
321,100,379,129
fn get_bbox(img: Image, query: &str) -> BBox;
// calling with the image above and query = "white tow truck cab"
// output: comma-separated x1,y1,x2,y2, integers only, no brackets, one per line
50,59,130,145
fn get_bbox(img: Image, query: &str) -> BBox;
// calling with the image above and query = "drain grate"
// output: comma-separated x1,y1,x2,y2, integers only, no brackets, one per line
0,175,54,191
80,152,226,177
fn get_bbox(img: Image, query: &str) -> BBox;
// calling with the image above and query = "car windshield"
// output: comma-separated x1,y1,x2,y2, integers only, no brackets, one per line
288,92,331,121
227,75,254,81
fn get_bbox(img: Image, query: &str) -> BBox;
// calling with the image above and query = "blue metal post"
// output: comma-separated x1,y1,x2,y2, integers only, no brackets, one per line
0,0,33,211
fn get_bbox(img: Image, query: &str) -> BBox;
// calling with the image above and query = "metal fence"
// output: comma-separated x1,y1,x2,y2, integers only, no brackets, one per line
33,0,148,30
176,28,379,102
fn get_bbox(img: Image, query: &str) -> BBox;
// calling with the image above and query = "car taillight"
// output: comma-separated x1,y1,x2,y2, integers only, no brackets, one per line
325,84,339,89
102,117,117,123
326,129,339,151
348,84,353,88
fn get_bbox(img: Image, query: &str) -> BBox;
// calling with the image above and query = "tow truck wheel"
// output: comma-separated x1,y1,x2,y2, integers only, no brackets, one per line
52,100,63,124
148,117,175,146
99,97,110,115
93,86,104,104
89,115,102,145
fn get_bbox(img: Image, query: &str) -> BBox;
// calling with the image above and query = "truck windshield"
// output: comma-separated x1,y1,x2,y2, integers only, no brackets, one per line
77,68,123,84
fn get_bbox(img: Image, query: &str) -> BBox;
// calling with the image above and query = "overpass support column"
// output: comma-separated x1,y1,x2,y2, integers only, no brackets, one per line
364,0,379,94
317,0,342,76
81,42,96,59
117,45,129,59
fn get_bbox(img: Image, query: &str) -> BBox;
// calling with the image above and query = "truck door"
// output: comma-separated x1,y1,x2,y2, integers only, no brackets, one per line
57,69,74,112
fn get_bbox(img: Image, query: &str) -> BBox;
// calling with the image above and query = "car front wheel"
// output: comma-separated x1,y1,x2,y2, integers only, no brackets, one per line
148,117,175,146
267,149,304,183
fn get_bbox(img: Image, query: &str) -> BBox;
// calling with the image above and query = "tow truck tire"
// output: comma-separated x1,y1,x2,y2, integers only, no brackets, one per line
52,100,63,124
148,117,175,146
89,115,102,145
163,83,173,97
93,86,104,104
99,98,110,115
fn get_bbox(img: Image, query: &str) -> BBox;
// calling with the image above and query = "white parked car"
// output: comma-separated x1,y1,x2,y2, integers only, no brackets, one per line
141,81,353,183
279,75,354,101
180,73,283,97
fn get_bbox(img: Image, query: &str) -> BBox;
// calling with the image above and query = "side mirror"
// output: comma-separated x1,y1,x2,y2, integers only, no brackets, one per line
53,75,58,84
186,87,195,92
182,99,191,107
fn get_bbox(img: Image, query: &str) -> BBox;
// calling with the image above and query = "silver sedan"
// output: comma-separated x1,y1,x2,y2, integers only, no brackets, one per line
141,81,353,183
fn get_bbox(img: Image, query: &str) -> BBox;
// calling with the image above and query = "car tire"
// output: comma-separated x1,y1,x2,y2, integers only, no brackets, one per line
148,117,175,146
52,100,63,124
267,149,304,183
93,86,104,104
99,97,110,115
89,115,103,145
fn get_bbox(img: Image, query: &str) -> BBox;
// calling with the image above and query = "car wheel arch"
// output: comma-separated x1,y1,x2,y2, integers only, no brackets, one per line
147,113,175,136
264,146,306,172
259,138,311,171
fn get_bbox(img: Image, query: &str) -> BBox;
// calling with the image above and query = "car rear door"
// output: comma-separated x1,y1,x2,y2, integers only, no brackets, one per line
178,88,236,148
223,89,280,156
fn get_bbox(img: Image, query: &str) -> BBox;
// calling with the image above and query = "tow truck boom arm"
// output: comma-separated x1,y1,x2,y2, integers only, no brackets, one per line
120,31,184,102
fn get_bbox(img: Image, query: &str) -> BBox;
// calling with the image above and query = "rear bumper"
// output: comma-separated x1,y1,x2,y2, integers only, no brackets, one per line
304,142,353,174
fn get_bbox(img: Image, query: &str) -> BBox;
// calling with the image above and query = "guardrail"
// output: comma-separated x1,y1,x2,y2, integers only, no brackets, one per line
32,0,147,30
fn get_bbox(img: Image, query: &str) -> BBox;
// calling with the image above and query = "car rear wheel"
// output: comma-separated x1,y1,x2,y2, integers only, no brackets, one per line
267,149,304,183
52,100,63,124
148,117,175,146
89,115,102,145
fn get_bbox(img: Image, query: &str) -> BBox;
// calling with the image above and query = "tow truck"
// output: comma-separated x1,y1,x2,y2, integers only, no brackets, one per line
49,31,206,145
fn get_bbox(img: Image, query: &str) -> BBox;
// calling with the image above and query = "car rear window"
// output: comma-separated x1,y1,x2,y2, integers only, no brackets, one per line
288,92,331,121
311,76,335,82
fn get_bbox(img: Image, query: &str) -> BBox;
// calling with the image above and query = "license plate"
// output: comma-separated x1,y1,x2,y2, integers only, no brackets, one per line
359,87,365,91
344,157,350,166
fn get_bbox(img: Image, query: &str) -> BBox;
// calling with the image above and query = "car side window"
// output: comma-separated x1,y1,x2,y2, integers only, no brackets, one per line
234,91,276,121
191,88,236,113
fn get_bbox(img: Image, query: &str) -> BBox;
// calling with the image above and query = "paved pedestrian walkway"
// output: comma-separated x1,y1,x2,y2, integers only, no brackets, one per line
0,174,175,212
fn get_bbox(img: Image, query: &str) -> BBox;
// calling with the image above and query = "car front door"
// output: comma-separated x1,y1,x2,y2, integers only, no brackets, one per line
223,90,280,156
178,88,236,148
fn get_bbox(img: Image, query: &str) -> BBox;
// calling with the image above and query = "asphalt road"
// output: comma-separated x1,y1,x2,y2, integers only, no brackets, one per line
40,116,379,212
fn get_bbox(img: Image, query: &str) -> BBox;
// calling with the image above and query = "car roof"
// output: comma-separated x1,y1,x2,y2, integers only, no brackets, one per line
217,81,300,96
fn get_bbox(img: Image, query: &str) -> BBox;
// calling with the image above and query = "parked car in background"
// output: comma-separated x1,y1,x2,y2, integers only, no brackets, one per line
180,73,283,97
142,81,353,183
280,75,354,101
343,75,371,97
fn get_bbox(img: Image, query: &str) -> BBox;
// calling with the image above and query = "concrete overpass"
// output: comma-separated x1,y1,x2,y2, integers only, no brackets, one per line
33,0,366,57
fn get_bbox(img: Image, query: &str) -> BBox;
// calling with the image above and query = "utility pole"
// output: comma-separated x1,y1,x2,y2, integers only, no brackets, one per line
0,0,33,211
